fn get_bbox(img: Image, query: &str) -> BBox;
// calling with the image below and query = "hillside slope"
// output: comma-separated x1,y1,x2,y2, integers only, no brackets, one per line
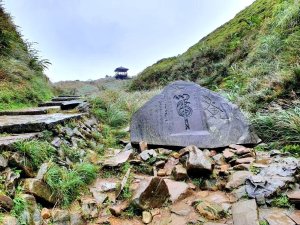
0,4,53,110
130,0,300,112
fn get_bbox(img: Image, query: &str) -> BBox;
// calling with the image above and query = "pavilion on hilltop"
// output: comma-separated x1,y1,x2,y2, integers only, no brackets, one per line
114,66,129,80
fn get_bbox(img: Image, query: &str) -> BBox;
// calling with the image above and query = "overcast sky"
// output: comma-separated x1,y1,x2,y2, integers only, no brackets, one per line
3,0,255,82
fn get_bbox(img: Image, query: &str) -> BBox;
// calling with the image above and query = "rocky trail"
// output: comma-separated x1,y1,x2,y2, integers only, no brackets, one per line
0,91,299,225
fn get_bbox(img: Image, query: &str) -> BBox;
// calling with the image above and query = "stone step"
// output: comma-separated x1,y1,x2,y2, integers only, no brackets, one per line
38,100,84,110
0,113,83,133
58,95,81,98
52,97,82,102
0,106,61,116
0,133,41,150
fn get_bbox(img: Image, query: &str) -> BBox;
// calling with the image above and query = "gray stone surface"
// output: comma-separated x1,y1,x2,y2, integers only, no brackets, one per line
0,133,40,150
232,199,259,225
0,113,82,133
131,81,260,148
0,106,61,116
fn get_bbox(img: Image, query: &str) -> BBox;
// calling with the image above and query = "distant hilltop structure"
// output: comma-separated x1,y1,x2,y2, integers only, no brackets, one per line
114,66,130,80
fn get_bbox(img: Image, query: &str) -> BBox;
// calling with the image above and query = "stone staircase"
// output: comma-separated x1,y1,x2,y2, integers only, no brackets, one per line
0,96,87,149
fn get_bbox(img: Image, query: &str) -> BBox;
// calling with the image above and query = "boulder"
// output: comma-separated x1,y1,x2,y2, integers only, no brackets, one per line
164,179,190,202
186,146,213,176
130,81,260,148
132,177,169,210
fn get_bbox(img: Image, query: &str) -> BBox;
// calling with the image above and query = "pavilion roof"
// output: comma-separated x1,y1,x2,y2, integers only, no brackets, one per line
114,66,129,72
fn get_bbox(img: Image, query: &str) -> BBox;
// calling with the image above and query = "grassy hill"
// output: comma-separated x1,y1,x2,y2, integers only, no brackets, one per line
0,3,53,110
54,78,131,96
130,0,300,112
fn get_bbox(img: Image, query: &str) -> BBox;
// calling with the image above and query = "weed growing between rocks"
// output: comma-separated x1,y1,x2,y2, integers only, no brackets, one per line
11,186,27,224
44,163,98,207
271,194,291,208
13,140,56,169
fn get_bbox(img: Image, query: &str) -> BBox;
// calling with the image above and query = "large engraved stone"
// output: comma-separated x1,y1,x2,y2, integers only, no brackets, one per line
130,81,260,148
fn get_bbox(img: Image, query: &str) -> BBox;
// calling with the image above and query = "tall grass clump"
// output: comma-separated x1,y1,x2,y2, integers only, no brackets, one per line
44,163,98,206
90,89,158,149
13,140,56,169
252,107,300,144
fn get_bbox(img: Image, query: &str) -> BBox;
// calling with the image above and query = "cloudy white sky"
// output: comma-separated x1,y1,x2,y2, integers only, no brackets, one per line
3,0,255,82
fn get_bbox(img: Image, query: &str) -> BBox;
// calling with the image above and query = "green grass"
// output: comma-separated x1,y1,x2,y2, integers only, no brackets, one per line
11,186,27,225
129,0,300,114
252,107,300,145
13,140,56,169
44,163,98,206
0,5,53,111
271,194,291,208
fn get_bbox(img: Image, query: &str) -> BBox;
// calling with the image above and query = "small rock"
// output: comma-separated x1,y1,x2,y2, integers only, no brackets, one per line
231,185,247,200
20,194,42,225
51,137,62,148
265,213,295,225
139,141,148,151
223,148,235,160
132,177,169,210
212,154,225,165
157,169,167,177
52,209,70,223
270,149,282,156
229,144,251,155
226,171,253,190
2,215,18,225
35,162,50,180
172,164,188,181
109,201,130,216
163,157,179,176
154,160,165,168
41,208,51,219
10,152,35,177
81,197,98,219
233,164,251,171
142,211,152,224
287,191,300,204
195,200,225,220
186,146,213,176
232,199,259,225
255,195,266,206
171,152,181,159
288,210,300,224
164,179,189,202
158,148,172,155
22,178,57,204
139,150,157,161
103,150,133,167
235,157,255,165
0,155,8,169
0,194,13,210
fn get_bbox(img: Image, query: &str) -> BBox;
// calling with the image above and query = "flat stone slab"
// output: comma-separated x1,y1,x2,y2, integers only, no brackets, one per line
38,100,83,110
0,113,82,133
52,97,82,101
131,81,260,148
0,133,40,150
0,106,61,116
232,199,259,225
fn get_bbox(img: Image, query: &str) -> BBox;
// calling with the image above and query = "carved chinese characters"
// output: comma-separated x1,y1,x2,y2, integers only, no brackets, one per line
130,81,261,148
